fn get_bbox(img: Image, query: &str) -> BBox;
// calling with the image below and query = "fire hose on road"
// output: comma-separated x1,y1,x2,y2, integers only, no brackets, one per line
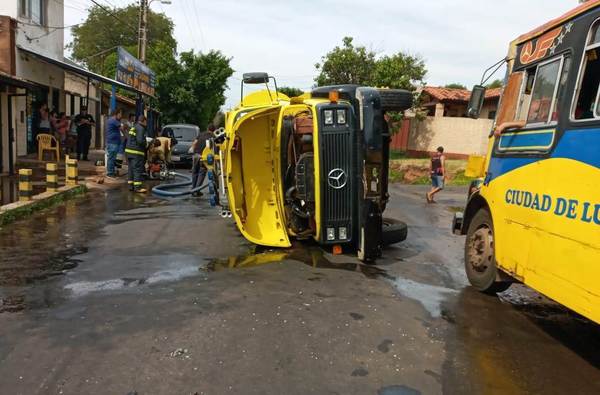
150,171,208,197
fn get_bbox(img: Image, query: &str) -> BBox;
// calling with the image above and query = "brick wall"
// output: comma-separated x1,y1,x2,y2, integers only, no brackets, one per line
0,16,16,75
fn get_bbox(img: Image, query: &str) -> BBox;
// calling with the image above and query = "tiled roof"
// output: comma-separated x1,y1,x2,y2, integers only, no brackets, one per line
423,86,502,103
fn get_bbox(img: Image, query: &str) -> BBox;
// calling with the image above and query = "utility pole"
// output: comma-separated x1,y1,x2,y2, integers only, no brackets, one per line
138,0,148,63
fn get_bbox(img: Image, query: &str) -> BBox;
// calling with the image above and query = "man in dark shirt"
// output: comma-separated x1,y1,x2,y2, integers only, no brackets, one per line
105,108,122,178
74,105,95,161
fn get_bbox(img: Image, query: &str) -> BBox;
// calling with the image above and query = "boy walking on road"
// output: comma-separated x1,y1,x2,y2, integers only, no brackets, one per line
125,115,148,193
427,146,446,203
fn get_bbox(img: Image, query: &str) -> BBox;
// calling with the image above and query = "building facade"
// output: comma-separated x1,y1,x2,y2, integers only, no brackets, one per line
0,0,139,175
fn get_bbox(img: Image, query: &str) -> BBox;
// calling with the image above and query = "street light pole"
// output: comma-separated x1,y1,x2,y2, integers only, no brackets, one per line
138,0,148,63
138,0,171,64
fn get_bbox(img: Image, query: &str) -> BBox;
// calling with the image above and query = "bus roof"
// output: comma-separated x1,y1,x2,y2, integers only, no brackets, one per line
514,0,600,45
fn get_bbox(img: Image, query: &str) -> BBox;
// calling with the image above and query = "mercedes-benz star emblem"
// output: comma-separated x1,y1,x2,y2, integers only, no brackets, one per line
327,168,348,189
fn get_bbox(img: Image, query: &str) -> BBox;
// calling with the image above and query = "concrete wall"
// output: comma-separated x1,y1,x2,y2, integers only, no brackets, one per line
407,116,494,157
12,0,64,60
16,53,64,93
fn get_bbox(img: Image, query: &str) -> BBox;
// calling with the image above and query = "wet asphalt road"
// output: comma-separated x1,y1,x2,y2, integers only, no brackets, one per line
1,184,600,394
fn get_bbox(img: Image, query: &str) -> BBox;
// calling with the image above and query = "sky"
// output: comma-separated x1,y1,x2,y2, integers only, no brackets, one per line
62,0,578,109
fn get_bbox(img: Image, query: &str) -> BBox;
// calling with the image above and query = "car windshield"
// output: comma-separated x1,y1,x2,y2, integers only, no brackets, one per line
169,126,197,141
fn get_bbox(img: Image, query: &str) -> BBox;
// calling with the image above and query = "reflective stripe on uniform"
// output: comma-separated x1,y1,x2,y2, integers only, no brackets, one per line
128,127,136,136
125,148,145,156
133,181,143,186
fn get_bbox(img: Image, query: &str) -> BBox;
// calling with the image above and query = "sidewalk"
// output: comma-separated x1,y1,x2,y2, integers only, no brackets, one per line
14,150,128,194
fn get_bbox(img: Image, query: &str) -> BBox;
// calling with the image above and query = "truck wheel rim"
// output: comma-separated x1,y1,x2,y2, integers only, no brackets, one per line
467,225,494,273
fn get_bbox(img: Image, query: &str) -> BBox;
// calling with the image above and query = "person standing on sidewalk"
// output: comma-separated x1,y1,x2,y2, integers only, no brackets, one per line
105,108,123,178
125,115,148,193
426,146,446,203
74,106,95,161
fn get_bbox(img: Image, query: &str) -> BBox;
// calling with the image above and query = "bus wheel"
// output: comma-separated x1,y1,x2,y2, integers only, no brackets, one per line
465,209,511,294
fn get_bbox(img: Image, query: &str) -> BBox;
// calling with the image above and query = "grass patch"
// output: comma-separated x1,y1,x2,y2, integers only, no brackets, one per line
389,158,473,186
389,168,405,183
390,150,408,160
450,170,475,186
0,185,86,227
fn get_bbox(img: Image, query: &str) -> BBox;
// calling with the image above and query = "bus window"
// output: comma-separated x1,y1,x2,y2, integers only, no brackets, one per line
526,58,561,124
574,21,600,120
516,70,536,120
551,56,571,122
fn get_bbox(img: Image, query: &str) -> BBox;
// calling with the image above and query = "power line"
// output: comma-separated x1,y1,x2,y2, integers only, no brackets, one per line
178,0,201,51
87,0,162,60
185,0,206,50
18,20,83,29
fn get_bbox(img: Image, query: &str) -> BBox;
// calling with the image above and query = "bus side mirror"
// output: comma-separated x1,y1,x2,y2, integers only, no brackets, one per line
467,85,486,119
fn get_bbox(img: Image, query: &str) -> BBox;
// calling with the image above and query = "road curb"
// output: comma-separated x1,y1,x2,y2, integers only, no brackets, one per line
0,185,87,227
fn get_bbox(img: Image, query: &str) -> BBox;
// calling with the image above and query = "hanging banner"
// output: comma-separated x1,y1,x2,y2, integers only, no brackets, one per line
116,46,156,96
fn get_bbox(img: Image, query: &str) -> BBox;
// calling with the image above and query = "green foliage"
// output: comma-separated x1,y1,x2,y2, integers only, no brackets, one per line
485,79,503,89
373,53,427,90
444,83,467,90
159,50,233,128
450,170,475,186
69,4,176,76
278,86,304,98
69,4,232,128
389,150,408,160
315,37,377,86
315,36,427,92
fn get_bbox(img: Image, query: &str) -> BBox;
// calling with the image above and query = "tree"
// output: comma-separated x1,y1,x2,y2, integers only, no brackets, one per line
159,50,233,128
315,37,377,86
485,79,504,89
444,83,467,90
372,53,427,90
278,86,304,98
69,4,232,127
315,37,427,92
69,4,176,76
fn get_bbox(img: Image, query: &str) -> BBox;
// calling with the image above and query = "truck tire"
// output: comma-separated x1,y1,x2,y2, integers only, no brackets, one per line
378,89,413,112
382,218,408,246
464,209,511,294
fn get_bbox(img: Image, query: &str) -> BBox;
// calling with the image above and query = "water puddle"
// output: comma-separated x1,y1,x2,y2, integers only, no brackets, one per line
391,277,458,318
64,258,208,297
206,243,392,279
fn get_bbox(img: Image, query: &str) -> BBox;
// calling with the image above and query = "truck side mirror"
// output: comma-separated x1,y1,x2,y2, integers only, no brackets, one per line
467,85,486,119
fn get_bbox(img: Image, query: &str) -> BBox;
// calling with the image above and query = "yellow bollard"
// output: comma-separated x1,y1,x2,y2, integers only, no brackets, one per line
66,158,78,186
46,163,58,192
18,169,33,202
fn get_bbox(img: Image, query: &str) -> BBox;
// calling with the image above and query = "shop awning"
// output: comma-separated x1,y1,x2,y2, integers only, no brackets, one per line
17,46,154,98
0,70,40,90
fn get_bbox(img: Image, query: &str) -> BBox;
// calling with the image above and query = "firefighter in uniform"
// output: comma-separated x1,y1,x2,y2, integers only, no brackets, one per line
125,115,148,193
